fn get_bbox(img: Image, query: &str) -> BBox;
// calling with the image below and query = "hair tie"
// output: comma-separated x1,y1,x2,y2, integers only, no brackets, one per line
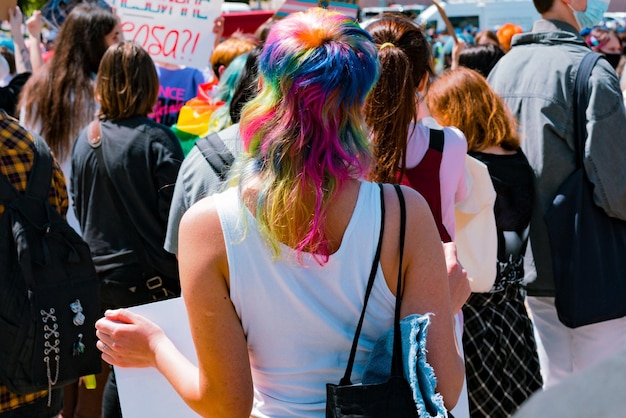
379,42,395,50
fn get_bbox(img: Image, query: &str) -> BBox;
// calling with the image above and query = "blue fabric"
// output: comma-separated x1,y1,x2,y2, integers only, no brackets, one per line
362,313,447,418
151,66,207,127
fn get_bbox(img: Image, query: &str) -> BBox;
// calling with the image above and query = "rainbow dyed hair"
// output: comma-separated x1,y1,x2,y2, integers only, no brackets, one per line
238,7,379,263
207,52,250,133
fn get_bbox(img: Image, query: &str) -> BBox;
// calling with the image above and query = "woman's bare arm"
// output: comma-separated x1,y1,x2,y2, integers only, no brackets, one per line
25,11,44,72
176,196,254,417
8,7,32,73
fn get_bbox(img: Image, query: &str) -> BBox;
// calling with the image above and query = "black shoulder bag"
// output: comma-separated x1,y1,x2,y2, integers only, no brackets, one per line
544,52,626,328
326,183,420,417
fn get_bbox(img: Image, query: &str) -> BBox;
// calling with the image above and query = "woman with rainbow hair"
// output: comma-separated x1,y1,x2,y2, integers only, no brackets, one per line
94,8,468,417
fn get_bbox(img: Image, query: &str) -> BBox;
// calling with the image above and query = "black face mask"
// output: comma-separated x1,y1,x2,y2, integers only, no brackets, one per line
604,53,621,69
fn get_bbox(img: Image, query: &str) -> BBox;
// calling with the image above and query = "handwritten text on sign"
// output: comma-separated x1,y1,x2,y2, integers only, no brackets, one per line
107,0,223,68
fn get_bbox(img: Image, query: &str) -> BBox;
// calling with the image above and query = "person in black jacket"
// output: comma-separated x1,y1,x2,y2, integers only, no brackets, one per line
70,41,183,418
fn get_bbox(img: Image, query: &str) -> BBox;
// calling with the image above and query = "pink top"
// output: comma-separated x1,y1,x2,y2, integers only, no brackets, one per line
405,117,468,239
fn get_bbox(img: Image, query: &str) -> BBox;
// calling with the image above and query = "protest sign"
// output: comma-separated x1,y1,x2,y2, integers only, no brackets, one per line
0,0,17,22
275,0,359,20
107,0,222,69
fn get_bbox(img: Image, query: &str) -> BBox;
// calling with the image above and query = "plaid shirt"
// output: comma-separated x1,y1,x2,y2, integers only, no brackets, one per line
0,109,68,413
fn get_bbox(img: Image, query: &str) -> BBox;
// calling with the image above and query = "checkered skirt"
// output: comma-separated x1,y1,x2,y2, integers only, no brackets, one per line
462,285,543,418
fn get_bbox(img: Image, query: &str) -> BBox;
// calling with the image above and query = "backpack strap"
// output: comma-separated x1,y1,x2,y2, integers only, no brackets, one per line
0,169,19,200
194,133,235,181
0,133,53,201
27,134,54,200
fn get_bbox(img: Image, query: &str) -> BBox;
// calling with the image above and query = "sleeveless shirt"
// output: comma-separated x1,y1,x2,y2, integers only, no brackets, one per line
216,181,396,417
400,129,452,242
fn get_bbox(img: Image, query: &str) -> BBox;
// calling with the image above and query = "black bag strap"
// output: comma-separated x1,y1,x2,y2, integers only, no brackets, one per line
0,133,53,201
340,183,385,385
0,171,16,200
573,52,602,170
0,164,19,200
88,121,155,279
391,183,406,378
340,182,407,385
195,133,235,182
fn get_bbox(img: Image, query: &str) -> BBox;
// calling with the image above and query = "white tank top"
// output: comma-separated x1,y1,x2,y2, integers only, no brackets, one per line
216,181,396,417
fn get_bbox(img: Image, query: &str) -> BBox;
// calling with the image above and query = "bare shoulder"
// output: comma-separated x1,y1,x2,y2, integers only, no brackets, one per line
379,184,443,296
396,184,432,219
380,184,436,240
179,195,223,237
178,194,229,291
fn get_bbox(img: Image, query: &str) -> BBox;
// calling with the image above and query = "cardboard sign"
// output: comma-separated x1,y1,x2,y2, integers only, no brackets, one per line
0,0,17,22
115,297,200,417
275,0,359,20
106,0,222,69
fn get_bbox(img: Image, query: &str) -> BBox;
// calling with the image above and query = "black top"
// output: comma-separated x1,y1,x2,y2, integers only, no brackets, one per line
71,117,183,281
470,149,534,289
470,150,534,233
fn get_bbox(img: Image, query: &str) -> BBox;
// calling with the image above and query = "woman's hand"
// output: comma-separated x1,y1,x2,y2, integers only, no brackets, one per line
443,241,471,313
25,10,42,41
450,38,466,70
95,308,169,368
213,16,225,48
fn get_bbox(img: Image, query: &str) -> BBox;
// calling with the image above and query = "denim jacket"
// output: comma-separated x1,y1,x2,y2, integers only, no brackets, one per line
488,19,626,296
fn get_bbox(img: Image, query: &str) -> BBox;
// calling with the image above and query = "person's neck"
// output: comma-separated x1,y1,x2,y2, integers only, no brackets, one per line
542,3,580,32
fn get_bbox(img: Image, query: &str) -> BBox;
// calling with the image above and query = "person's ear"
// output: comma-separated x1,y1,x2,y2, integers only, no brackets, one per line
218,64,226,77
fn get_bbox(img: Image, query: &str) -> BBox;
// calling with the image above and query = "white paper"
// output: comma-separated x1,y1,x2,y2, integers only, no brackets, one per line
106,0,222,69
115,297,200,417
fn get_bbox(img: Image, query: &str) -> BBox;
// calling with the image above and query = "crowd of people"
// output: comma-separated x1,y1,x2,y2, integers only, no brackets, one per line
1,0,626,417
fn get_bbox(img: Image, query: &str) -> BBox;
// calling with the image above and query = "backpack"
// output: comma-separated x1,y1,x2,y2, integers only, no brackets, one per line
0,134,101,395
194,132,235,181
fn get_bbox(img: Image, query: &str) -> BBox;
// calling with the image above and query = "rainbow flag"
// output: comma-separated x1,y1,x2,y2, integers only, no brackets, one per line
171,80,225,156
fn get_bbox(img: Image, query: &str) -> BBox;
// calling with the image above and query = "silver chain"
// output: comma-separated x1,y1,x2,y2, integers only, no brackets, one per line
41,308,60,407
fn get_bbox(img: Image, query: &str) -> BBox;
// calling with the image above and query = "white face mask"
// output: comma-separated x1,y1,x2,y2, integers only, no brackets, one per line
568,0,611,30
